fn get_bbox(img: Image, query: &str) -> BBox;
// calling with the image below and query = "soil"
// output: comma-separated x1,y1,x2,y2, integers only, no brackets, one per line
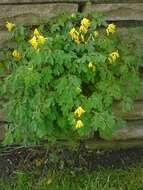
0,144,143,178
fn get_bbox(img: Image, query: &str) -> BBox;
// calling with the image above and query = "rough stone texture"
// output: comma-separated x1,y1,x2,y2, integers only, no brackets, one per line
0,0,143,4
85,139,143,150
83,3,143,21
136,81,143,100
0,3,78,26
0,0,65,3
113,102,143,120
112,120,143,140
0,31,16,50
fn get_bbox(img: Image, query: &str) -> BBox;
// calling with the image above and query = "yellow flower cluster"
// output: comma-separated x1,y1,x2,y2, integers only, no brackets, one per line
108,51,119,63
74,106,85,129
5,22,21,60
75,120,84,129
74,106,85,118
12,50,21,60
106,23,116,36
69,18,91,44
5,21,15,32
80,18,91,33
88,62,96,72
29,28,47,49
69,27,80,44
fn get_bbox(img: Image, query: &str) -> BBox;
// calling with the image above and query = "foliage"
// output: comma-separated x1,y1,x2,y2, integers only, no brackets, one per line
0,12,141,146
0,166,143,190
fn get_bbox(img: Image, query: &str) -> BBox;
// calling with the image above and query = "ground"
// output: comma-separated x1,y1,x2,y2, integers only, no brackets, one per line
0,145,143,189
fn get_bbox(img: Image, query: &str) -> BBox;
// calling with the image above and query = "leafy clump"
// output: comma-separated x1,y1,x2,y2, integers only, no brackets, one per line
1,12,141,146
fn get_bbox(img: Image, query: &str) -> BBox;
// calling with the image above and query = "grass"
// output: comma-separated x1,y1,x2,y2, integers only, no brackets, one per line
0,165,143,190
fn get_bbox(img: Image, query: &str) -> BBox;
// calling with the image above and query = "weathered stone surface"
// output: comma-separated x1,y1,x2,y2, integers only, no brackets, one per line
0,3,78,26
0,31,16,49
112,120,143,140
113,102,143,120
136,80,143,100
83,3,143,21
0,0,143,4
85,139,143,150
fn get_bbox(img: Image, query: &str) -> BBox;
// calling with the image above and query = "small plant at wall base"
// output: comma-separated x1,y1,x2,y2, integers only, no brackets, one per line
0,12,141,146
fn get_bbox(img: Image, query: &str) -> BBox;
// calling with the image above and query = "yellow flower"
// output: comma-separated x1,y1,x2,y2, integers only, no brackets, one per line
80,18,91,34
69,28,81,44
33,28,41,37
106,23,116,36
37,35,47,45
74,106,85,118
88,62,96,71
5,21,15,32
74,36,81,44
29,29,47,49
81,18,91,28
69,28,77,37
79,25,88,33
75,120,84,129
108,51,119,63
29,36,38,49
12,50,21,60
69,28,79,39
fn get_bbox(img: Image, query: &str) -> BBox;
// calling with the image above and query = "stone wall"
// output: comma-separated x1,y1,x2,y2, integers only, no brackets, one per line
0,0,143,147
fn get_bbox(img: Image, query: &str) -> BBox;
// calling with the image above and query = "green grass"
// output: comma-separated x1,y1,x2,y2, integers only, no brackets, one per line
0,166,143,190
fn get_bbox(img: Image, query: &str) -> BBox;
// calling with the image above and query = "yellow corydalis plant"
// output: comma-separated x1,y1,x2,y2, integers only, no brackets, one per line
80,18,91,33
108,51,119,63
69,18,91,44
37,35,47,45
12,50,21,60
29,28,47,49
69,27,80,44
1,12,141,147
74,106,85,118
5,21,15,32
33,28,41,37
69,28,78,39
34,29,47,45
106,23,116,36
29,36,38,49
79,25,88,33
75,120,84,129
81,18,91,28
